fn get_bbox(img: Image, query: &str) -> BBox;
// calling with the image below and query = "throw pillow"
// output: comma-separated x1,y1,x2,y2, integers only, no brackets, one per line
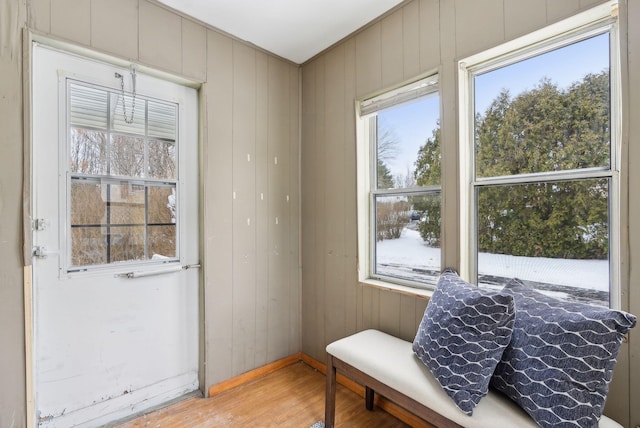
491,278,637,428
412,269,515,415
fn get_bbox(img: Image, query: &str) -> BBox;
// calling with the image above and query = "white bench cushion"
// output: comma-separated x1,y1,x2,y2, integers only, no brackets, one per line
326,329,622,428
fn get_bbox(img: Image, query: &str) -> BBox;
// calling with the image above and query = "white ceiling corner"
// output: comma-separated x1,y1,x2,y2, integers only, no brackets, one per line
156,0,404,64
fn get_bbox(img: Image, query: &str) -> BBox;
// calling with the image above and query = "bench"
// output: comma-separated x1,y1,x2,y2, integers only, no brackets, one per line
324,329,622,428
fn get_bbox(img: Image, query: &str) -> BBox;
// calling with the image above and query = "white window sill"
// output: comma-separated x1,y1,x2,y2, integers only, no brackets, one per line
359,279,433,300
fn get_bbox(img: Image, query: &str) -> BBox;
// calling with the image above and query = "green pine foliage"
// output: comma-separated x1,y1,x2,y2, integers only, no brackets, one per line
413,125,442,245
414,71,610,259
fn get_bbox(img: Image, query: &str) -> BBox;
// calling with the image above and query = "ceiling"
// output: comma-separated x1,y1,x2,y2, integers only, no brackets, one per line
156,0,405,64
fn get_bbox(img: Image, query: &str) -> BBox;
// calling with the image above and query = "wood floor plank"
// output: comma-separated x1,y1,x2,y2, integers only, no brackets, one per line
115,362,410,427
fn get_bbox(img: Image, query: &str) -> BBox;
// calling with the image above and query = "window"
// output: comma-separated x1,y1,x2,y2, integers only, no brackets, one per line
357,75,442,288
67,81,179,271
459,4,619,307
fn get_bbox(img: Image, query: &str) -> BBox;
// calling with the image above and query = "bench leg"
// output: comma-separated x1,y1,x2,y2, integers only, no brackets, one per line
365,386,374,411
325,354,337,428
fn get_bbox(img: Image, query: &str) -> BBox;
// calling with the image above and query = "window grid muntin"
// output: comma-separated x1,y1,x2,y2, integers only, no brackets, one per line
66,80,179,272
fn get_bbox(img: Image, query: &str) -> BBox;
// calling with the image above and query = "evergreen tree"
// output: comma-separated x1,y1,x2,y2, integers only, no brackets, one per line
413,125,442,245
377,159,395,189
413,71,610,259
474,72,610,259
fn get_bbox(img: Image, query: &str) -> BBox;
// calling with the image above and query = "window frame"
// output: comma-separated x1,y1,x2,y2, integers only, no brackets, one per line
356,73,443,291
458,1,621,307
60,78,186,275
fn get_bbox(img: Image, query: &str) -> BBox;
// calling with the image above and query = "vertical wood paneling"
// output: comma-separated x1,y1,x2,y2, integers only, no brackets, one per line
204,29,234,386
403,1,421,80
201,37,300,385
288,64,301,356
546,0,581,22
232,41,257,375
624,3,640,426
181,18,207,81
301,60,319,359
399,295,417,342
50,0,90,45
439,0,459,270
381,9,404,88
355,23,382,98
312,56,327,358
454,0,504,59
343,38,359,337
29,0,51,33
254,51,270,367
0,2,27,426
580,0,604,8
91,0,138,60
267,56,292,362
324,45,347,346
139,0,181,74
419,0,440,73
416,298,428,330
361,286,374,330
378,291,401,337
504,0,547,40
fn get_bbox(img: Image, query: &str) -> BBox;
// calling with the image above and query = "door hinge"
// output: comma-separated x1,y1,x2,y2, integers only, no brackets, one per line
33,218,49,231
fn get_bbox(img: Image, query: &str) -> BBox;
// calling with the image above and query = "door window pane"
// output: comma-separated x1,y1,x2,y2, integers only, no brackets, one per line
69,178,178,268
110,134,144,177
68,81,180,269
71,227,107,266
149,225,177,258
70,129,107,175
110,225,145,262
148,139,176,179
71,180,106,225
148,186,176,224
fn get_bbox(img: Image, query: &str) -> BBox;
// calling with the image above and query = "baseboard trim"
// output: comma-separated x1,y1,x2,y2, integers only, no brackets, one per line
208,353,302,397
207,352,432,427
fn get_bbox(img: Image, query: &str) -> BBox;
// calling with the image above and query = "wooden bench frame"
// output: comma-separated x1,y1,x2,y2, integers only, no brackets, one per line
325,353,462,428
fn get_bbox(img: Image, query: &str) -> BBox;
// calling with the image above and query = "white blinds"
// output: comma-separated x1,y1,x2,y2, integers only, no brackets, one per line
69,84,108,129
148,100,177,140
359,74,439,117
69,81,177,141
110,93,145,136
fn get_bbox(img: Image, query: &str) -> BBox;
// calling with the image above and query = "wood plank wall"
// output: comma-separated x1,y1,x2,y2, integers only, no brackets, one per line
300,1,639,427
0,1,28,427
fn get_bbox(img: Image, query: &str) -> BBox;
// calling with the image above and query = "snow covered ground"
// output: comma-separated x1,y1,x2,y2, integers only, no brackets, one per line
376,227,609,306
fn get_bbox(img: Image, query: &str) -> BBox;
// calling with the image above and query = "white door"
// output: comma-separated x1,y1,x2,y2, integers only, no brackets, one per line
31,44,200,427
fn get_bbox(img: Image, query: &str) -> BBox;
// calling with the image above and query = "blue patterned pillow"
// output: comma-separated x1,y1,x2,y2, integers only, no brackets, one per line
412,269,515,415
491,279,637,428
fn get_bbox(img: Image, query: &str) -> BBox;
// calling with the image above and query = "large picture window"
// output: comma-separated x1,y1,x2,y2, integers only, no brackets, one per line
67,81,179,270
358,75,442,288
460,11,619,307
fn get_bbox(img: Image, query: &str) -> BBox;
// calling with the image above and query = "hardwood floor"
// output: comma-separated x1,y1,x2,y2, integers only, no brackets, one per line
115,361,410,427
